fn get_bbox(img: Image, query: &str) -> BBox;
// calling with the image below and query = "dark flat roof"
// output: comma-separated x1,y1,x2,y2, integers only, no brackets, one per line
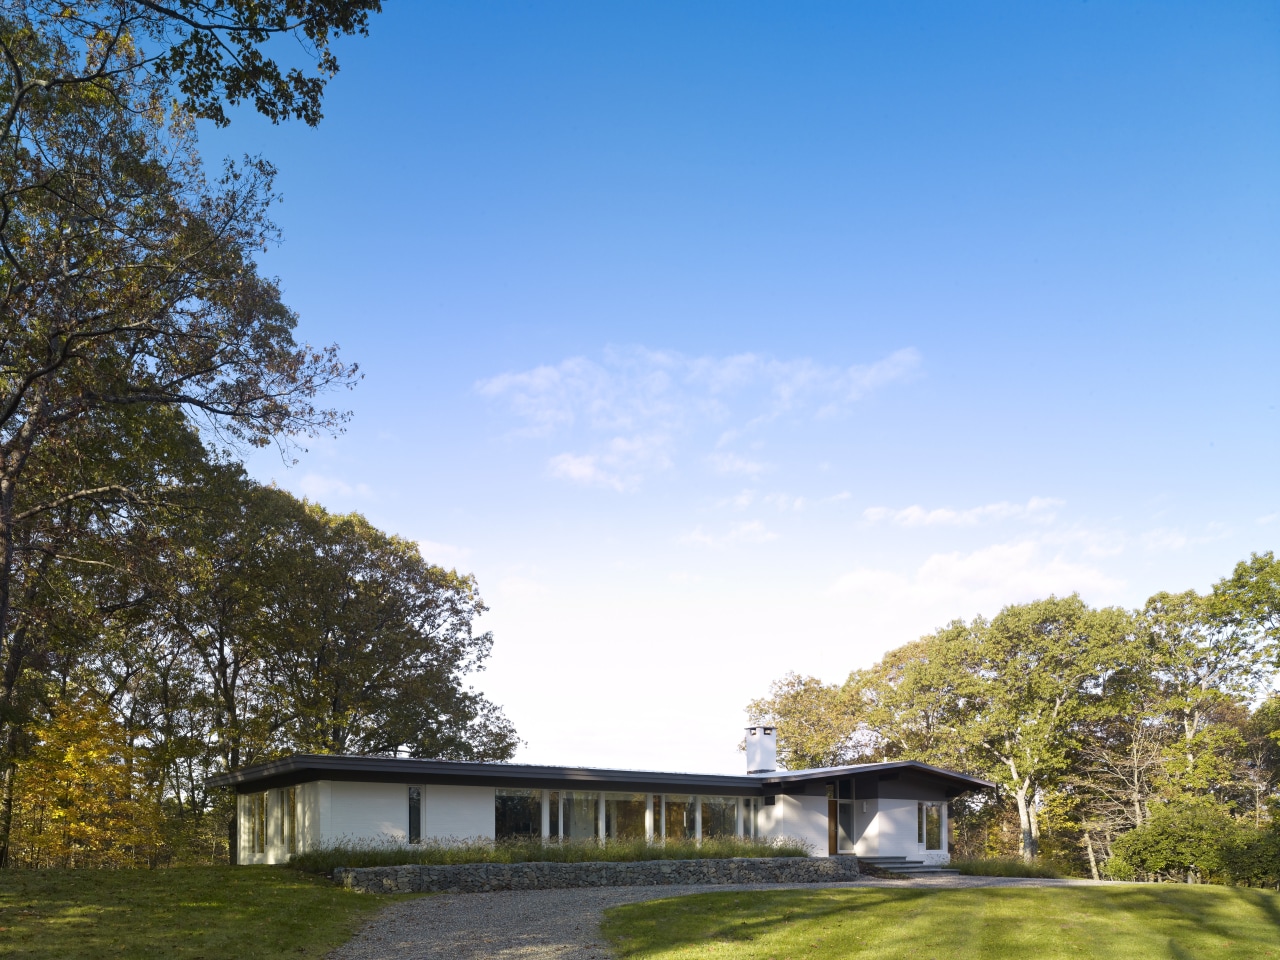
205,754,994,795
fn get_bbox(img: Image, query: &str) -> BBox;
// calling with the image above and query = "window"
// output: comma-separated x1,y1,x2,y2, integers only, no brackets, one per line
286,786,298,855
547,791,560,839
562,791,600,840
835,780,855,853
700,797,738,839
742,798,759,839
249,792,267,854
604,793,647,840
496,789,542,840
662,795,695,840
408,786,422,843
918,802,942,851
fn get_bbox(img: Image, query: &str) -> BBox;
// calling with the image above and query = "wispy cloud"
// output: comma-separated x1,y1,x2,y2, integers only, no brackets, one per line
681,520,780,548
862,496,1063,528
478,346,921,491
418,540,472,570
830,540,1127,620
296,472,373,501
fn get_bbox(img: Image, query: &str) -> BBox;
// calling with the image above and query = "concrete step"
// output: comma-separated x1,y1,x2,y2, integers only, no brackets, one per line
858,856,959,877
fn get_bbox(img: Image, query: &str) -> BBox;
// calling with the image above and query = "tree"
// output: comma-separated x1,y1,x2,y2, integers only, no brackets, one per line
746,673,863,770
0,6,376,862
258,501,518,761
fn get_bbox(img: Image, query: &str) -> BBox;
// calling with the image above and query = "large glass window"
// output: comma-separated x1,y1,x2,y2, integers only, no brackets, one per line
919,802,942,850
562,791,600,840
547,791,560,839
663,795,695,840
286,786,298,854
742,798,759,839
700,797,738,839
251,792,266,853
496,789,542,840
605,793,647,840
408,786,422,843
835,780,855,853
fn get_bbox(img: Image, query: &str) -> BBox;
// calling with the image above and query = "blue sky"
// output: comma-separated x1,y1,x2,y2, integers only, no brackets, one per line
204,1,1280,773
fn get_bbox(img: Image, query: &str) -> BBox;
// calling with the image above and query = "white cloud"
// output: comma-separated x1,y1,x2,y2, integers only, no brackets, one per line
1258,513,1279,526
862,496,1063,528
829,540,1127,627
681,520,780,548
547,432,672,492
478,345,921,491
296,472,373,501
418,540,472,570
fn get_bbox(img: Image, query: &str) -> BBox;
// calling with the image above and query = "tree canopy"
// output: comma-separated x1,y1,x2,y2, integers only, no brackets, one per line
750,559,1280,874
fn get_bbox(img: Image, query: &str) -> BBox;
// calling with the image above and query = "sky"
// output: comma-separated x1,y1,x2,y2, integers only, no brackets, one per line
201,1,1280,775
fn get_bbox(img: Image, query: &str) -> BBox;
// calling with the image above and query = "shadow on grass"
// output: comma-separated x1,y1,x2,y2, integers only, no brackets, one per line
0,866,404,960
603,885,1280,960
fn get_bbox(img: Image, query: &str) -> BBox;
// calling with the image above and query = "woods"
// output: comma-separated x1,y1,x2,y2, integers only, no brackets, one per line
750,556,1280,882
0,2,517,869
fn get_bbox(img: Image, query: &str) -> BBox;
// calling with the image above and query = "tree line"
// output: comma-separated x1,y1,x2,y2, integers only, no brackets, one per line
749,557,1280,883
0,3,519,868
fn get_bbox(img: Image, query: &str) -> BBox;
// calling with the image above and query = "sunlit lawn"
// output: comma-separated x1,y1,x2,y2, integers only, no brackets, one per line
0,866,411,959
603,885,1280,960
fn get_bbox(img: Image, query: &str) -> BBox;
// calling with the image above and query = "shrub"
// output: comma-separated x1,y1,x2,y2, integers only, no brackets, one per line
290,835,812,874
1108,802,1242,883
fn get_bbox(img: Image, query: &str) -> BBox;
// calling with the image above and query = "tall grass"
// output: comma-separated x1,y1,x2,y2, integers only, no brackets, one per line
291,836,812,874
952,857,1063,879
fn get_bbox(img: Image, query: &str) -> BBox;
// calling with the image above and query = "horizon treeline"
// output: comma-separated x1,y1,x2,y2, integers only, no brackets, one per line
750,553,1280,884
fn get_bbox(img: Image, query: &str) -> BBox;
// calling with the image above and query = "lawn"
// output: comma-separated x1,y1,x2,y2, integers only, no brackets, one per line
0,866,411,959
602,885,1280,960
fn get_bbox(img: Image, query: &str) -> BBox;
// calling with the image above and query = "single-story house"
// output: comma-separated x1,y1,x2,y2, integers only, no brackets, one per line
207,726,992,866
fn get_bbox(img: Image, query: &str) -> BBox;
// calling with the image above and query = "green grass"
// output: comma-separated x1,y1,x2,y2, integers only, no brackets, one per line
0,866,412,959
290,836,811,874
952,857,1063,879
602,886,1280,960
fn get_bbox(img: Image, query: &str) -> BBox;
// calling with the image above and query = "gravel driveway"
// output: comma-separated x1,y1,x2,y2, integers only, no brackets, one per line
326,876,1096,960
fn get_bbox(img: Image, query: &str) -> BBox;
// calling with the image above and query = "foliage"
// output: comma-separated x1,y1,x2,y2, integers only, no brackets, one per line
602,886,1280,960
1107,801,1243,883
290,836,813,873
951,857,1062,878
753,561,1280,875
746,673,862,769
1223,820,1280,888
7,692,160,868
0,865,409,960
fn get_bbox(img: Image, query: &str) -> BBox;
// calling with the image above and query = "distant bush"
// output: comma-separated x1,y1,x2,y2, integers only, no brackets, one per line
952,858,1062,879
1108,802,1240,884
290,835,812,874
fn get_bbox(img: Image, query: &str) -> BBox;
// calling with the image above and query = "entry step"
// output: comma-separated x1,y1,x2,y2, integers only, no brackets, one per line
858,856,961,877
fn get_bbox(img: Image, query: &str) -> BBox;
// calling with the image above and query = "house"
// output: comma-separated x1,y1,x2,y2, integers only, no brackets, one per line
207,726,992,866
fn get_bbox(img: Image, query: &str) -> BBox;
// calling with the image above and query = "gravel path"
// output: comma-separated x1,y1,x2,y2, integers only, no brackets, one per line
326,875,1098,960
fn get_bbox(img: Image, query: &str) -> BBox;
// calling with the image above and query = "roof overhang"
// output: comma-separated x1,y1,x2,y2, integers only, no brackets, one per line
205,754,995,796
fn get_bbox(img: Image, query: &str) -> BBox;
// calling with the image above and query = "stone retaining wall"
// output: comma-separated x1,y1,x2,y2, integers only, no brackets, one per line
333,855,860,894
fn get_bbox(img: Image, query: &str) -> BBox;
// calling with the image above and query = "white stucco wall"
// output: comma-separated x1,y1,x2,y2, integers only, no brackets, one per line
327,781,410,844
756,794,830,855
422,784,496,841
853,798,879,857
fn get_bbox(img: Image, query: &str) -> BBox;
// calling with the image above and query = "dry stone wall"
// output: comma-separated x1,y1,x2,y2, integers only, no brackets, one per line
334,855,860,894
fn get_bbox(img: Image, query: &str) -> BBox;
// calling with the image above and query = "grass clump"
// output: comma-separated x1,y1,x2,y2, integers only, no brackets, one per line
603,885,1280,960
0,866,411,960
290,835,811,874
952,857,1063,879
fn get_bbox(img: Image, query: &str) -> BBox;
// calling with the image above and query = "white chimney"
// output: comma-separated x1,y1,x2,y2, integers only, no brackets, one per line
745,725,778,773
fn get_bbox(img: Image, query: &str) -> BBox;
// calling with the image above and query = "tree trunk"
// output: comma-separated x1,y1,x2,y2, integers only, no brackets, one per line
1084,830,1101,881
1012,777,1037,861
